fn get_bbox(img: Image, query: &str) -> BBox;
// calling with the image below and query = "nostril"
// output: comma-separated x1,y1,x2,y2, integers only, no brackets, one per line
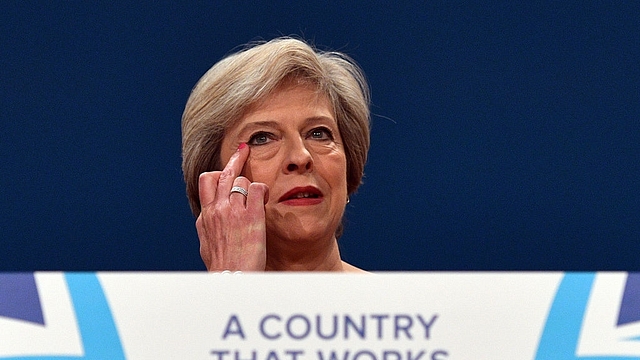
287,164,297,172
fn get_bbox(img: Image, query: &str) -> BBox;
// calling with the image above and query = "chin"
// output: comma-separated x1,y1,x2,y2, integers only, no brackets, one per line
266,206,343,241
268,219,338,243
279,226,334,242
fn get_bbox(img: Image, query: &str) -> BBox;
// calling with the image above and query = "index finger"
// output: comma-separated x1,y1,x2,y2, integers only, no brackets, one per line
217,143,250,194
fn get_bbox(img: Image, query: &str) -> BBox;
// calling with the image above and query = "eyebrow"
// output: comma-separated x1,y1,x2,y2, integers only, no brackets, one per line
304,116,336,125
238,116,337,133
240,120,281,130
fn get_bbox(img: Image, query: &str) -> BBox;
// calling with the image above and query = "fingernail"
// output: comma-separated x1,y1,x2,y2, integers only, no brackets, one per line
237,143,247,151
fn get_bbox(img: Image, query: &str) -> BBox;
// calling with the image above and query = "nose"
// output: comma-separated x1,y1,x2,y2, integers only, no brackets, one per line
285,138,313,173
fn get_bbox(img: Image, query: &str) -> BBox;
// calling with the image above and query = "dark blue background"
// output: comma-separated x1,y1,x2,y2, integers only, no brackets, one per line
2,2,639,271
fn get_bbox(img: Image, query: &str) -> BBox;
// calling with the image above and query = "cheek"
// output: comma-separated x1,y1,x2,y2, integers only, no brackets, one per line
241,145,278,181
248,143,280,160
248,145,280,171
307,142,340,156
320,154,348,191
243,157,275,185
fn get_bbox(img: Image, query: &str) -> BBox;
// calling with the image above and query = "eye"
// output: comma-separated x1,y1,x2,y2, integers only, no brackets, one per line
307,127,333,141
248,131,274,146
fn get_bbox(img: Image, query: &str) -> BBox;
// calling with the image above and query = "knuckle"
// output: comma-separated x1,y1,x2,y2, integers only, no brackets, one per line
219,168,235,182
235,176,249,183
199,171,216,184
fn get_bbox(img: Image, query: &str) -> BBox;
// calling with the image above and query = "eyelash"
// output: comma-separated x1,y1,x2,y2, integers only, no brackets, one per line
307,127,334,141
247,131,274,146
247,127,334,146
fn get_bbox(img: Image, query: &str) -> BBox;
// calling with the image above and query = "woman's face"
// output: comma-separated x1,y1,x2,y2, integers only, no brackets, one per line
220,82,348,243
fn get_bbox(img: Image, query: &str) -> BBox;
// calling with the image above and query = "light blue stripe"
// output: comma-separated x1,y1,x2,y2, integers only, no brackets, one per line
2,273,126,360
535,273,640,360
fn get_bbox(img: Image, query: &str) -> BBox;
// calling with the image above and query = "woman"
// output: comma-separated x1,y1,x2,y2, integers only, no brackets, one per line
181,37,370,272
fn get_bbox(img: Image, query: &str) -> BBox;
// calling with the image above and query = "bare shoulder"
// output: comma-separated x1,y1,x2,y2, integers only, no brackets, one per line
341,261,370,273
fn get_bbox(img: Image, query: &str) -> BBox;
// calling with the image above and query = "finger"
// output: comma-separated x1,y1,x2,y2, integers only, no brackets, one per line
218,143,250,194
229,176,251,206
246,182,269,215
198,171,222,208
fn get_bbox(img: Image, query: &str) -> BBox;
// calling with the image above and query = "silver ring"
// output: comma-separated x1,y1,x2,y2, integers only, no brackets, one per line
230,186,248,197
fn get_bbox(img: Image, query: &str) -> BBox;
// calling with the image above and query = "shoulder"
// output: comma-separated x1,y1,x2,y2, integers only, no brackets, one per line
341,261,370,273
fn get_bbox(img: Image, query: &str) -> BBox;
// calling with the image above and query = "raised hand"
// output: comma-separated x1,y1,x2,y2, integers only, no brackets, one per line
196,143,269,271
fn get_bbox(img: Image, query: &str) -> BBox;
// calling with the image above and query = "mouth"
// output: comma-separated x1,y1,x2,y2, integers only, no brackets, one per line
278,186,323,203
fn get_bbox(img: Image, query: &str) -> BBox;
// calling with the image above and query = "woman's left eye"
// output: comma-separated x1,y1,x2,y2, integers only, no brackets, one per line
247,131,274,146
307,127,333,140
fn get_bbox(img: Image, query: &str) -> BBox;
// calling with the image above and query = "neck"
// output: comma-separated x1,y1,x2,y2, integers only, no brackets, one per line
264,235,345,271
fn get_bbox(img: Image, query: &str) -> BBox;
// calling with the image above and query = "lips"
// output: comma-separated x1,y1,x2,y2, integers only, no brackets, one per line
278,186,323,203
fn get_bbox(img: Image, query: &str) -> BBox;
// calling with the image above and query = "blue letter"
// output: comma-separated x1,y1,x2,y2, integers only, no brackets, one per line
317,350,350,360
383,350,401,360
265,350,280,360
286,314,311,340
235,350,257,360
211,350,230,360
407,350,425,360
394,314,413,339
431,350,448,360
260,314,282,340
222,315,245,339
370,314,389,339
353,350,377,360
317,314,338,340
416,314,438,339
344,315,366,339
286,350,304,360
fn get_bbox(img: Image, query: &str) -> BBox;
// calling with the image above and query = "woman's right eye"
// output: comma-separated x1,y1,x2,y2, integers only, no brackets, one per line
248,132,273,146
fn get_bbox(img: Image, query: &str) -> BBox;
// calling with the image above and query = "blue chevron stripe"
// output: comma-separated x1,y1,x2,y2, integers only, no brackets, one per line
535,273,640,360
2,273,125,360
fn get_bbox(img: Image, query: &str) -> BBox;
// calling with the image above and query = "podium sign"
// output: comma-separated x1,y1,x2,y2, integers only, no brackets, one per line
1,272,639,359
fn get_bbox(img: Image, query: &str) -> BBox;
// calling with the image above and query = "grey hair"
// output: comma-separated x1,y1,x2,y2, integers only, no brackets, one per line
182,37,370,220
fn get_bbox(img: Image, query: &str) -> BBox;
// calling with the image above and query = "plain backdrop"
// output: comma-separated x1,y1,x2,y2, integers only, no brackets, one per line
2,2,639,271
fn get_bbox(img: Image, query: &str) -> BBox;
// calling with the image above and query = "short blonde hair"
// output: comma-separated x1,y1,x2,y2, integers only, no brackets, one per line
182,37,370,217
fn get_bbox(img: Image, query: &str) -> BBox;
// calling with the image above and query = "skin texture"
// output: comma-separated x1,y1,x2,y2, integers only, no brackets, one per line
196,83,364,272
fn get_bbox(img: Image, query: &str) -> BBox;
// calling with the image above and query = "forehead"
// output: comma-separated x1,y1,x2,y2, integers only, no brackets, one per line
238,82,335,124
257,79,328,108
